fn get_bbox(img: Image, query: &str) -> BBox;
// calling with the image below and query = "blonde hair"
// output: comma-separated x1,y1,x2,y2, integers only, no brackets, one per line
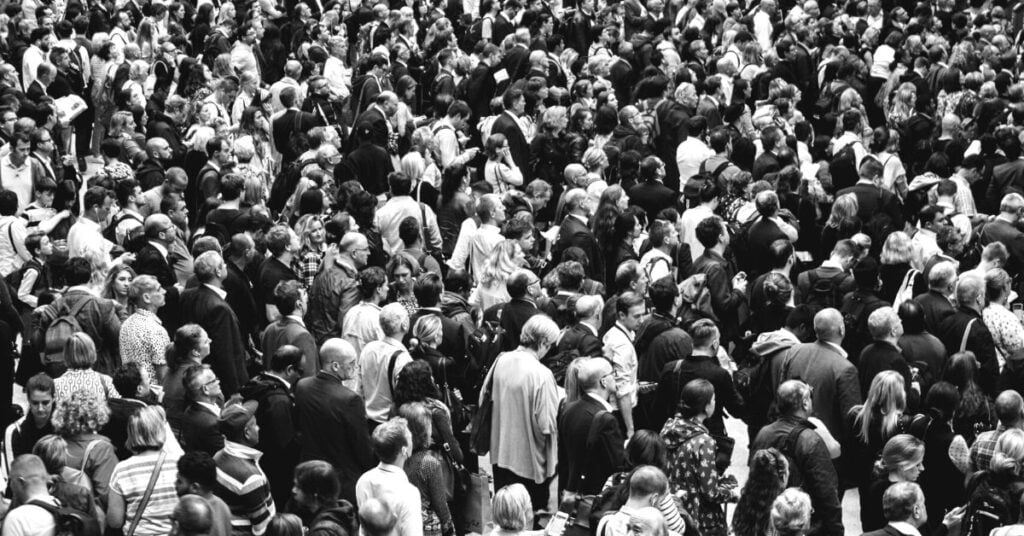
52,390,111,437
401,152,426,182
770,488,812,536
826,194,858,228
294,214,325,250
493,484,533,531
856,371,907,444
880,231,914,265
479,240,521,287
126,405,168,453
64,333,98,370
992,428,1024,475
412,315,443,348
875,434,924,476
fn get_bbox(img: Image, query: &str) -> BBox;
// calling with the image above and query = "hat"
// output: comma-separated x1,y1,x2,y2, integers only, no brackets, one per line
218,401,258,438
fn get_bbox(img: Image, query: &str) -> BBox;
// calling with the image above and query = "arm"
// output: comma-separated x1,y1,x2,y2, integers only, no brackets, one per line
798,435,844,536
835,364,863,424
345,394,378,471
17,268,39,308
691,435,734,501
88,443,118,508
446,218,475,271
105,486,126,531
425,207,443,253
11,222,29,263
705,262,745,317
433,404,463,463
605,338,636,438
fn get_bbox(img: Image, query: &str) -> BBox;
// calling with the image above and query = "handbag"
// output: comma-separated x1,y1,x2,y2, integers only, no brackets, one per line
126,450,167,536
454,472,492,535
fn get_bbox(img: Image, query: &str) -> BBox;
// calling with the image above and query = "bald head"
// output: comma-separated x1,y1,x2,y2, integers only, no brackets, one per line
995,390,1024,428
578,357,613,393
319,338,357,369
813,308,844,342
146,137,170,157
173,495,214,536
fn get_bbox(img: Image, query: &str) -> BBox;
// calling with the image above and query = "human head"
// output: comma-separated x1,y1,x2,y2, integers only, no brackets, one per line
292,460,340,511
882,482,927,527
318,338,358,380
770,488,813,536
776,380,813,416
678,378,715,418
493,484,533,531
126,405,168,454
370,417,411,465
51,390,110,437
876,434,925,481
218,402,259,446
25,373,54,425
812,308,845,343
9,455,49,503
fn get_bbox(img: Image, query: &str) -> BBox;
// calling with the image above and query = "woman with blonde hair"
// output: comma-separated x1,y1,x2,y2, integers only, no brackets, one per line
469,240,524,312
492,484,534,535
531,106,570,186
966,428,1024,525
292,214,327,288
984,268,1024,361
769,488,813,536
582,146,609,186
107,406,182,535
52,390,119,503
818,194,860,261
862,434,925,531
484,133,524,194
878,231,926,304
887,82,917,129
53,333,121,401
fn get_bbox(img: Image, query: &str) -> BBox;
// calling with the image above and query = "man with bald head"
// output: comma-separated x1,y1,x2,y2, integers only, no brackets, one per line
558,357,628,495
170,495,214,536
775,307,862,444
938,273,999,394
5,454,61,536
295,338,375,505
136,137,173,190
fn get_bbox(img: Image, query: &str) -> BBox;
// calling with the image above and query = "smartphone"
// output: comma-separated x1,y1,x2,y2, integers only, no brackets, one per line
547,512,570,536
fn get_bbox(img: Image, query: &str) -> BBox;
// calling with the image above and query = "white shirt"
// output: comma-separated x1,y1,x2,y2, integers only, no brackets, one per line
67,218,114,263
355,464,423,536
323,56,351,100
602,322,637,408
1,155,33,213
0,216,29,277
374,196,443,255
679,204,715,260
639,248,673,283
675,137,715,184
22,46,45,92
358,337,411,424
466,223,504,283
753,10,773,52
911,228,941,271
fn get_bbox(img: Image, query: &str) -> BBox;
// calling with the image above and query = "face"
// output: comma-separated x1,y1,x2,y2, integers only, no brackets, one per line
619,304,645,331
351,240,370,268
392,265,413,291
37,235,53,256
244,416,259,444
201,369,222,398
148,285,168,308
517,233,535,253
170,200,189,225
900,457,924,482
174,474,194,497
292,479,312,508
28,389,53,424
11,140,29,163
308,221,326,244
513,96,526,115
195,329,212,359
113,269,133,296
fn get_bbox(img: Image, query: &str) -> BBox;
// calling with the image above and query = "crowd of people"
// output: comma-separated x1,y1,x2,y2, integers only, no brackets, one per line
4,0,1024,534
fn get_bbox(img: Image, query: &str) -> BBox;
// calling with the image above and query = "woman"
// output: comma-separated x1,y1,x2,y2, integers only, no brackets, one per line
661,379,736,536
231,71,262,125
101,264,136,319
119,275,170,383
136,20,159,62
935,68,966,120
530,106,570,186
189,4,215,54
393,75,421,147
484,133,524,194
946,351,996,444
878,231,927,305
492,484,536,536
745,272,793,334
398,402,454,536
54,334,120,401
597,431,688,534
733,448,789,536
603,211,642,293
913,381,965,523
738,41,764,82
818,193,860,261
436,165,472,260
107,111,145,165
566,108,594,164
965,429,1024,525
394,355,463,465
770,488,813,536
582,146,610,186
120,61,149,123
984,269,1024,362
267,514,305,536
847,371,910,514
51,389,119,504
107,406,181,535
886,82,916,130
33,435,102,520
237,106,273,176
861,434,925,531
469,240,521,312
162,324,211,434
90,41,120,156
293,214,327,288
387,254,421,317
869,127,909,200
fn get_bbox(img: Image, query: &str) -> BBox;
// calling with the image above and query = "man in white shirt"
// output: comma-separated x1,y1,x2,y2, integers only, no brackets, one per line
602,291,645,439
753,0,776,53
1,132,34,213
67,185,117,262
269,61,304,113
433,101,479,169
0,191,29,277
355,418,423,536
109,10,135,48
675,117,715,184
639,220,677,283
229,20,261,81
910,206,946,271
679,181,719,261
448,194,505,282
21,29,52,92
322,37,351,102
342,267,387,377
4,455,59,536
359,303,412,427
374,173,443,255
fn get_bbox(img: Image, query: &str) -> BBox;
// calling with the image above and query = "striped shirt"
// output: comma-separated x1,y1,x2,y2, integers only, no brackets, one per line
214,441,276,536
109,450,182,536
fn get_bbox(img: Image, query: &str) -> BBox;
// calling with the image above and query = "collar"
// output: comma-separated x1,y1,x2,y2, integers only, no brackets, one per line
285,315,305,327
587,392,615,412
148,240,169,258
377,463,408,475
580,322,599,337
264,371,291,391
68,285,99,296
888,522,922,536
334,254,358,275
569,213,588,225
203,283,227,300
822,340,848,358
197,401,221,416
613,321,635,341
1,156,26,170
223,440,263,460
820,259,845,271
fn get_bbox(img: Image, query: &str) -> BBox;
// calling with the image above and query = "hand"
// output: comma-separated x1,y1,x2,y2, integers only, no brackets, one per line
56,209,72,220
118,252,136,265
732,273,747,293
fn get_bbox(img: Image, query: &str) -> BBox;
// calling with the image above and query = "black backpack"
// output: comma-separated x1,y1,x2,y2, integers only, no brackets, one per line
963,471,1024,536
466,306,506,393
804,269,847,312
839,292,885,358
728,213,760,274
101,212,143,246
830,142,859,192
27,499,102,536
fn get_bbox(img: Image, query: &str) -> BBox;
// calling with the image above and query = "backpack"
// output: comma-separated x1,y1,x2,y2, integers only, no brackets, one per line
466,307,506,392
101,212,143,246
733,347,777,421
814,81,849,118
892,268,919,310
268,158,306,214
839,292,884,357
727,212,760,275
26,499,101,536
642,255,673,285
202,30,230,69
636,98,665,138
830,142,859,191
804,269,848,312
777,423,812,488
43,299,91,367
963,471,1024,536
699,158,733,184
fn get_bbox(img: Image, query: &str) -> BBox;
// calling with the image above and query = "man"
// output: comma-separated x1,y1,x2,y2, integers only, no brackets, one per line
837,157,903,231
0,189,30,277
409,273,468,381
354,89,398,152
689,216,747,343
969,390,1024,473
794,240,859,308
213,403,276,536
745,191,799,276
465,44,503,119
230,21,261,81
190,137,233,227
179,251,249,396
136,138,173,190
257,226,301,325
861,483,928,536
146,95,188,167
296,338,376,506
603,291,645,440
134,214,183,331
104,362,162,460
374,172,443,255
978,193,1024,274
752,126,783,182
751,380,843,536
322,37,350,103
360,303,412,428
181,365,226,456
336,124,394,197
4,455,60,536
491,270,543,353
490,88,531,178
353,55,391,118
552,189,600,280
857,307,915,401
939,273,999,395
272,87,323,164
679,180,719,260
911,260,957,335
6,373,54,459
21,29,51,92
261,281,318,373
396,216,441,274
639,220,677,284
558,357,628,495
239,346,304,508
67,186,115,261
556,294,604,359
775,308,862,443
269,61,304,113
607,106,648,156
448,193,505,281
595,467,678,536
38,257,121,374
0,132,33,214
170,495,215,536
306,232,366,345
433,100,477,169
342,267,386,361
629,156,679,225
355,418,422,536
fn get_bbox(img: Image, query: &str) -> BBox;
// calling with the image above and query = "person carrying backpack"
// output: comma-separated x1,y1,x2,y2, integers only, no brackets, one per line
5,453,101,536
840,257,890,361
962,428,1024,536
795,239,859,311
593,466,680,536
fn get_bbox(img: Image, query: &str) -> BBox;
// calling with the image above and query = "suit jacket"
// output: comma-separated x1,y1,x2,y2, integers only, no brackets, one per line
775,341,862,442
491,111,531,179
557,397,627,494
146,114,186,166
262,317,319,374
502,44,531,83
179,285,249,396
836,182,903,229
553,214,601,281
939,307,999,396
272,108,323,162
466,62,500,119
134,242,181,332
556,322,603,357
987,160,1024,209
181,403,225,456
979,219,1024,275
629,181,679,225
861,526,909,536
337,142,393,196
295,372,377,505
752,151,780,182
913,290,955,335
499,298,540,351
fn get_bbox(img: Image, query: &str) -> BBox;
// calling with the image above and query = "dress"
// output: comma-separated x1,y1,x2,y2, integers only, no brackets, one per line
660,416,732,536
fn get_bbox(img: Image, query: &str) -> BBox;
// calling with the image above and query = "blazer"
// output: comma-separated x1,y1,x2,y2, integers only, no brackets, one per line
775,341,862,442
134,242,181,332
557,322,603,358
552,215,601,281
181,403,225,456
939,307,999,395
295,372,377,505
499,298,541,352
272,108,323,162
354,105,391,148
629,181,679,225
261,317,319,373
913,290,955,335
987,159,1024,209
835,182,903,228
557,396,627,495
490,111,531,181
179,285,249,396
861,526,910,536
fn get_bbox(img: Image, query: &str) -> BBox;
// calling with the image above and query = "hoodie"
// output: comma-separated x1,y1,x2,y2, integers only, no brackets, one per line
746,328,802,430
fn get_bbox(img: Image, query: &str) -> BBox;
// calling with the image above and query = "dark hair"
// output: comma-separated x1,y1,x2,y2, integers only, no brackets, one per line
695,216,724,249
273,280,304,316
63,257,92,286
113,362,144,398
398,216,420,247
733,448,789,536
26,373,54,397
413,272,443,307
625,430,668,468
358,267,387,300
649,276,679,315
392,360,440,408
925,381,960,422
269,345,304,374
294,460,341,505
177,451,217,490
679,378,715,417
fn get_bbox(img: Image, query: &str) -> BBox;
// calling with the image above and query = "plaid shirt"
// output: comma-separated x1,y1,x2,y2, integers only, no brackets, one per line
969,426,1006,473
293,249,324,289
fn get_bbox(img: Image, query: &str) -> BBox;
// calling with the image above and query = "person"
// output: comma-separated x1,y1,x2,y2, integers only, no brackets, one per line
938,273,999,395
558,357,628,495
119,274,170,382
595,466,676,536
967,390,1024,473
484,314,560,513
595,431,689,533
54,333,120,404
393,358,464,470
106,406,182,536
751,380,843,536
306,231,366,346
295,338,376,506
912,261,956,335
7,373,55,459
261,280,318,374
162,325,211,434
732,448,790,536
491,483,535,536
355,417,424,536
769,488,814,536
913,381,964,523
688,215,747,343
212,402,276,536
51,389,119,505
856,308,915,401
175,452,234,536
289,461,360,534
860,482,929,536
3,454,61,536
985,269,1024,370
860,434,925,532
962,428,1024,531
360,302,413,428
170,495,216,536
397,402,453,536
947,351,997,445
661,378,736,536
603,291,644,439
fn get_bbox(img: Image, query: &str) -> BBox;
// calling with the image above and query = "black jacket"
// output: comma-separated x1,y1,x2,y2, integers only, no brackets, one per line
179,285,249,396
557,396,627,494
240,373,299,507
939,306,999,396
913,290,955,335
181,403,224,456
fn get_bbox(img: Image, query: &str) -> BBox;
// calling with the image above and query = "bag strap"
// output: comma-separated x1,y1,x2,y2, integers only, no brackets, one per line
387,349,403,394
961,318,978,354
80,439,99,473
126,450,167,536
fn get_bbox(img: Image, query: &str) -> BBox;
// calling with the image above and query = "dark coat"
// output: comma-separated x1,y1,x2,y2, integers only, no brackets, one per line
181,402,225,456
354,105,391,148
752,151,780,182
979,219,1024,275
261,317,319,373
490,112,531,181
774,341,862,443
133,242,181,333
856,341,915,405
499,298,540,352
239,373,300,507
687,250,745,343
835,182,903,229
939,306,999,396
179,285,249,396
746,217,789,277
557,396,627,495
552,215,601,281
556,322,603,358
913,290,956,336
336,141,393,196
408,307,468,389
294,372,377,506
272,108,323,162
629,181,679,225
146,113,186,166
39,290,121,374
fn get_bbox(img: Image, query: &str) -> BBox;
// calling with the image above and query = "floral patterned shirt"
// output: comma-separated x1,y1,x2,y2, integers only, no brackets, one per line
661,416,731,536
983,303,1024,361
